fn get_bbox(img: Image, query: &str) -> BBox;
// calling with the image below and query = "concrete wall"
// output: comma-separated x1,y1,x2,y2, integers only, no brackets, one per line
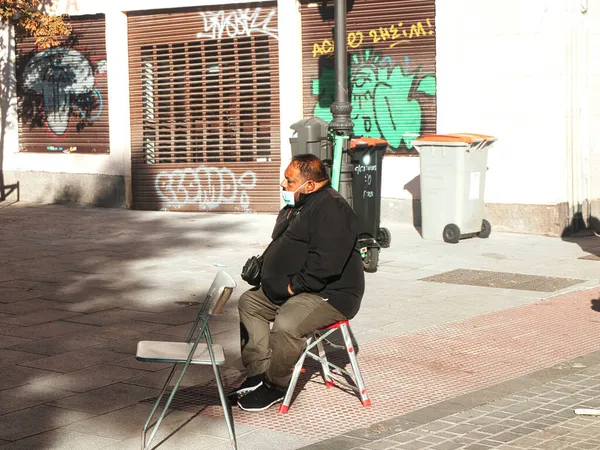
1,0,303,207
588,1,600,230
1,4,132,206
380,0,596,236
2,0,597,237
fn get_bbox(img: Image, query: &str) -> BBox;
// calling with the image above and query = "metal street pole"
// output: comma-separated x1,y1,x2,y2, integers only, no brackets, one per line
329,0,354,206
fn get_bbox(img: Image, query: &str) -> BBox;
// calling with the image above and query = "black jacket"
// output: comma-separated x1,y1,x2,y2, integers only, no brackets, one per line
260,185,365,319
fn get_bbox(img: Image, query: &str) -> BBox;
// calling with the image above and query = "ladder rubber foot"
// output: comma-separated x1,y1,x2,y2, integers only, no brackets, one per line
325,381,335,388
278,404,290,414
361,399,371,407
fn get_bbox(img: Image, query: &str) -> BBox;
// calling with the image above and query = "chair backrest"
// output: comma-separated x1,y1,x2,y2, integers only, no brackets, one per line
205,270,237,316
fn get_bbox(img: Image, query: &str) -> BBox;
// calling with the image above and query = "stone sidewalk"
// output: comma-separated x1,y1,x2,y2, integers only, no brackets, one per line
307,352,600,450
1,202,600,449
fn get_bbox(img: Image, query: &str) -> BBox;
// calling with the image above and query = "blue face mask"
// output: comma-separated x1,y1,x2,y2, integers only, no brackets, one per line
281,181,308,207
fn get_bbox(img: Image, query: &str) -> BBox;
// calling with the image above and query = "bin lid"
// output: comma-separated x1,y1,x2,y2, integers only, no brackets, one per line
452,133,497,144
414,133,497,148
350,136,389,149
415,134,477,144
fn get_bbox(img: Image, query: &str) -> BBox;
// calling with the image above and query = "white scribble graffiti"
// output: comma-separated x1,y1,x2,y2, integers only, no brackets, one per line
155,167,257,211
196,8,278,41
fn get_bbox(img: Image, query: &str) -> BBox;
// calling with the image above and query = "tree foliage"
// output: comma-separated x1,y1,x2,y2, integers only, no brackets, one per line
1,0,71,48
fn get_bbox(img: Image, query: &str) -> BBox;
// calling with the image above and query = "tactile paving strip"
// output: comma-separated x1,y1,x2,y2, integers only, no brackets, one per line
145,287,600,440
420,269,585,292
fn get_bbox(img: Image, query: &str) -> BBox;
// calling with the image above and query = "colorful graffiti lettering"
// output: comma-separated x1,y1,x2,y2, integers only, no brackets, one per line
312,19,434,58
22,47,105,136
311,51,436,150
196,8,278,41
155,167,257,211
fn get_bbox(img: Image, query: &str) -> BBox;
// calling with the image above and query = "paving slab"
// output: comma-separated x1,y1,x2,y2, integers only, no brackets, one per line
0,404,94,441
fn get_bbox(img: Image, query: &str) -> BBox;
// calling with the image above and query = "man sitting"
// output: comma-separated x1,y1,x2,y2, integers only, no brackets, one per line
235,154,365,411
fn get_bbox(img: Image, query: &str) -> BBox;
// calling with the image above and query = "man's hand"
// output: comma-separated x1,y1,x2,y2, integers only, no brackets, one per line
287,284,295,296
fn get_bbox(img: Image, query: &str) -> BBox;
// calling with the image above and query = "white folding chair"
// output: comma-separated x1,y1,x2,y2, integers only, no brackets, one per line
136,270,237,450
278,320,370,414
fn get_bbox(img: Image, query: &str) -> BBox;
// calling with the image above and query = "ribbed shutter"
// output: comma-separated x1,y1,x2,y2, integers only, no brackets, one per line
301,0,436,154
16,15,109,153
128,4,281,213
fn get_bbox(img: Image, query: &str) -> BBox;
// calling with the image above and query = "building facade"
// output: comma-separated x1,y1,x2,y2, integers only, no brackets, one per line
0,0,597,235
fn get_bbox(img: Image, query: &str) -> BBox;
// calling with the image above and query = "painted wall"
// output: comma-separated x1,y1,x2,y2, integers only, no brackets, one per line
1,0,301,206
381,0,574,207
2,0,596,220
588,2,600,205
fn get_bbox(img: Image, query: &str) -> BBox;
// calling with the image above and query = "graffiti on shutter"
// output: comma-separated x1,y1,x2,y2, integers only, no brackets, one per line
302,1,437,153
16,16,109,153
128,5,281,213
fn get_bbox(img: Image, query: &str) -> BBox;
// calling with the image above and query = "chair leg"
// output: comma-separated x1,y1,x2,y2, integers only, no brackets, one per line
144,361,192,449
314,332,334,388
142,363,178,450
205,334,237,450
278,336,312,414
340,323,371,407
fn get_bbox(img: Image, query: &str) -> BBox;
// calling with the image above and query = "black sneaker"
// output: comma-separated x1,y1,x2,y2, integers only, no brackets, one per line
229,373,264,398
237,378,286,412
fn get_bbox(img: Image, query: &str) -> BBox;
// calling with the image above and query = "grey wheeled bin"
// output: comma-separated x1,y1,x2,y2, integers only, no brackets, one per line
413,133,497,243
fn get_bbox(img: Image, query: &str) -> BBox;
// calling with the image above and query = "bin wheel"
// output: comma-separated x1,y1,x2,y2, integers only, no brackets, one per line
443,224,461,244
363,248,379,273
377,227,392,248
478,219,492,239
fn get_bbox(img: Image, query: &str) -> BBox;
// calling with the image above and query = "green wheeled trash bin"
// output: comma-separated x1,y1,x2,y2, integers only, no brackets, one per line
413,133,497,243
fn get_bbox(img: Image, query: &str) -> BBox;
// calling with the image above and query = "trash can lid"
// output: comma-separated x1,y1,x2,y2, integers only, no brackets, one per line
414,133,497,148
415,134,477,144
451,133,497,144
350,136,389,149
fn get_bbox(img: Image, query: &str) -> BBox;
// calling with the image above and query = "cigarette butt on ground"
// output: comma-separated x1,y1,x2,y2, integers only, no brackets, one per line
574,408,600,416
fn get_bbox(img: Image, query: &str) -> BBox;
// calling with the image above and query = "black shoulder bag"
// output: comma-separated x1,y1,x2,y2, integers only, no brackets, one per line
241,208,299,286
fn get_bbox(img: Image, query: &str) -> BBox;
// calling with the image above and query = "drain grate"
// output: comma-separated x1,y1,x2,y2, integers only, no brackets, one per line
420,269,585,292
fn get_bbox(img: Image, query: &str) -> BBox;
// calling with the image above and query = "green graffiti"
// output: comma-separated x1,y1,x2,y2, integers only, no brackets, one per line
311,50,436,150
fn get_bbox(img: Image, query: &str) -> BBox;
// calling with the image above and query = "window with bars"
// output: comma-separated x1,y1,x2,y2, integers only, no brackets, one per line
139,35,275,165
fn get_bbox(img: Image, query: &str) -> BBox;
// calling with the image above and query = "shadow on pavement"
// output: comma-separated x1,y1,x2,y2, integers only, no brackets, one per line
0,203,252,448
561,214,600,257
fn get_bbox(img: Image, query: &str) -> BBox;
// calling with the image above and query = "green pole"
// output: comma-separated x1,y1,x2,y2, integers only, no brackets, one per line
331,134,348,192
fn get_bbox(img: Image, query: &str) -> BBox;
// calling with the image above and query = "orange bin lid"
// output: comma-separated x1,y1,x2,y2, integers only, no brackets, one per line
350,136,389,149
451,133,497,143
415,133,497,145
416,134,476,144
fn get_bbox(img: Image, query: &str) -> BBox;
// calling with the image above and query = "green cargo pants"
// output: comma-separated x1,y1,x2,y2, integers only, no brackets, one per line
238,286,347,388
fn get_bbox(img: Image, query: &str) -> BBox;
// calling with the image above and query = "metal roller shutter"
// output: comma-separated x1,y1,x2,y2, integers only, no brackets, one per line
301,0,436,154
127,4,281,213
16,15,109,153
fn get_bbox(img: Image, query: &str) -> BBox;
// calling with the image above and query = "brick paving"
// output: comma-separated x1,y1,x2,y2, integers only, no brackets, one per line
307,359,600,450
171,286,600,442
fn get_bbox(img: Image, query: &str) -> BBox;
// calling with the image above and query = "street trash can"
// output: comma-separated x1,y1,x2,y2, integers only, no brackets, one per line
289,117,332,161
349,136,392,272
413,133,497,243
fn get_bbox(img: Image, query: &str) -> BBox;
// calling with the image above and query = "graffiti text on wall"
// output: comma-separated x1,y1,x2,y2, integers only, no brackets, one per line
312,19,433,58
155,167,257,211
22,47,106,137
196,8,278,41
311,50,436,151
